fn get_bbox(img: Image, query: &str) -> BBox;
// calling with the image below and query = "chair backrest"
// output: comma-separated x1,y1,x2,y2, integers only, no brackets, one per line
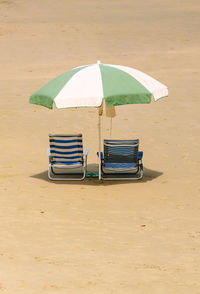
104,139,139,164
49,134,83,163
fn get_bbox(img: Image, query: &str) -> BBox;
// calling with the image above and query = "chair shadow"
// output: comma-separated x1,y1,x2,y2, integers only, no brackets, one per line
30,163,163,186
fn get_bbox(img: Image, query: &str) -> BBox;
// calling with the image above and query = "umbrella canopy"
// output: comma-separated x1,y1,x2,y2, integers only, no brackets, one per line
29,62,168,109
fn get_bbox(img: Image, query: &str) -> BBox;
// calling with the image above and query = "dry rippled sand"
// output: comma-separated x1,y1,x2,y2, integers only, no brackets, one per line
0,0,200,293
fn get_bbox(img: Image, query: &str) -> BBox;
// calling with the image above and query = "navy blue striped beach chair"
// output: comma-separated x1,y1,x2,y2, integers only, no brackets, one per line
99,139,143,180
47,134,89,180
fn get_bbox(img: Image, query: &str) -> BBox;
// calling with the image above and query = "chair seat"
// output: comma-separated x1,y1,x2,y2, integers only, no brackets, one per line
104,162,137,170
51,161,83,168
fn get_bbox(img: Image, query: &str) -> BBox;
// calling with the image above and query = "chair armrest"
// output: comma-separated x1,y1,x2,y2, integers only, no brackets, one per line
97,152,104,160
138,151,143,160
83,148,90,156
47,148,54,163
47,148,51,156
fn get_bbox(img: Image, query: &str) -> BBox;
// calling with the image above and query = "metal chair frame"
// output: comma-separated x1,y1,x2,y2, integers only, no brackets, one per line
47,134,89,181
100,139,143,180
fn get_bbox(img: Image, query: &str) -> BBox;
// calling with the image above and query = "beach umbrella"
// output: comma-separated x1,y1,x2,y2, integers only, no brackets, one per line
29,61,168,179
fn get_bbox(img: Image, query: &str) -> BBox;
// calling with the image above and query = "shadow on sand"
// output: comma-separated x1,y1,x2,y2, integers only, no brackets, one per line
30,163,163,186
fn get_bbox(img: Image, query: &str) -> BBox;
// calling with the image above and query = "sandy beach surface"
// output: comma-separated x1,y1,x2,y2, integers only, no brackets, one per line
0,0,200,293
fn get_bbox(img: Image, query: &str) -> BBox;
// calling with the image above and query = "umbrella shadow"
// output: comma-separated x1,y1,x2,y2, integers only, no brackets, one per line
30,163,163,185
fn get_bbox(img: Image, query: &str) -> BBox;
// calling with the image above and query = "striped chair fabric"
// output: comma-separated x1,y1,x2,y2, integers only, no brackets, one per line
103,139,139,170
49,134,83,167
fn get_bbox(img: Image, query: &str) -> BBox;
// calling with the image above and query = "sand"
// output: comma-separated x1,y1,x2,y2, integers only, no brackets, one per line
0,0,200,293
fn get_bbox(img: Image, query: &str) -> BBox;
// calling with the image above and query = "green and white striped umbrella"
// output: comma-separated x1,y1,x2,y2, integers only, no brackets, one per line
30,61,168,180
29,61,168,109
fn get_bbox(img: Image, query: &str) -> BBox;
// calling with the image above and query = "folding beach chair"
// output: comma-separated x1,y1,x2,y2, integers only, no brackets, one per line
47,134,89,180
99,139,143,180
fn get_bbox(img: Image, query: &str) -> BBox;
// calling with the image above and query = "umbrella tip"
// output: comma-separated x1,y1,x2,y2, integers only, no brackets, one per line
97,60,101,64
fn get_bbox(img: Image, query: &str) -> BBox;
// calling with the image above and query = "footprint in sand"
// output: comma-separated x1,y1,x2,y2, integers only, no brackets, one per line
135,264,167,271
43,284,65,290
188,232,200,238
0,283,6,290
34,256,64,266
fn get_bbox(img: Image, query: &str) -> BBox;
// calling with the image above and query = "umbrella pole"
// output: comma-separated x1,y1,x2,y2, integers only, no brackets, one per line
98,115,102,180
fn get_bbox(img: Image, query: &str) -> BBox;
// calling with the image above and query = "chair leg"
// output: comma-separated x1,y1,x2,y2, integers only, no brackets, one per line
48,164,86,181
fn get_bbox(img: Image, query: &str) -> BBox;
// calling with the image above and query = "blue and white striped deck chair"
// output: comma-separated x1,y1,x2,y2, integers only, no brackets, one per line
100,139,143,180
47,134,89,180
